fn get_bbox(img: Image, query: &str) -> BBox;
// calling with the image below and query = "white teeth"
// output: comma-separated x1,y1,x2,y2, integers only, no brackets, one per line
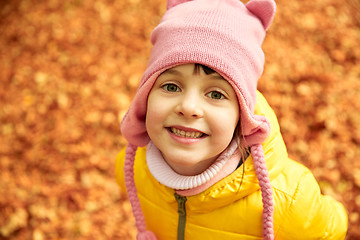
171,127,203,138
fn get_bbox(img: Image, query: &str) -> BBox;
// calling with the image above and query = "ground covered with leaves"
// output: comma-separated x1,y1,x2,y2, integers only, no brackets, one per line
0,0,359,239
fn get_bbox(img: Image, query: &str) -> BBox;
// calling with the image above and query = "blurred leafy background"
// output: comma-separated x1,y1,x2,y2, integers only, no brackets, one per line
0,0,359,239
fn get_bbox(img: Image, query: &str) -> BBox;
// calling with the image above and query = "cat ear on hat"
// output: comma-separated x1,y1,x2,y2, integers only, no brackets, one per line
167,0,194,9
246,0,276,30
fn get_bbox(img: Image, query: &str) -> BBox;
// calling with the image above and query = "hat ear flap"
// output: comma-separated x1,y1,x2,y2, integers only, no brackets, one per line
246,0,276,30
242,115,271,147
167,0,193,10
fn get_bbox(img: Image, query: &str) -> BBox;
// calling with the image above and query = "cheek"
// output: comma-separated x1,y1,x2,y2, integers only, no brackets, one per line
145,107,159,134
210,109,239,141
145,96,167,133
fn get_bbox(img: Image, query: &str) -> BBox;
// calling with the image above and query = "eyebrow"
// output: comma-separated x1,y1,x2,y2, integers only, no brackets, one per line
208,74,225,81
162,69,183,76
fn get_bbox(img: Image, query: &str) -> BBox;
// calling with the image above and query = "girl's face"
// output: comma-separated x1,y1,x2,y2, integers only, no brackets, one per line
146,64,239,176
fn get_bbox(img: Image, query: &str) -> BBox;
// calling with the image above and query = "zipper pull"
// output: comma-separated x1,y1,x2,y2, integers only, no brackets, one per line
175,193,187,215
174,193,187,240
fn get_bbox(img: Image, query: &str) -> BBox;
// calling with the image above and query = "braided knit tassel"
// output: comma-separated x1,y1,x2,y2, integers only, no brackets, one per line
251,144,274,240
124,143,157,240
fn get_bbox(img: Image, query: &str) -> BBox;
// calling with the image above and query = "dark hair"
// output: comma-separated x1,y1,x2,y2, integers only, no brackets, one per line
194,63,216,75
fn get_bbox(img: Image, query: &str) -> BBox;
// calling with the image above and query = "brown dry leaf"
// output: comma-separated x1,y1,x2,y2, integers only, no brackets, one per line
0,208,28,237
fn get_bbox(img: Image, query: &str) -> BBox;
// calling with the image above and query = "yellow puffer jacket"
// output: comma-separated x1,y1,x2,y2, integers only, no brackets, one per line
115,92,348,239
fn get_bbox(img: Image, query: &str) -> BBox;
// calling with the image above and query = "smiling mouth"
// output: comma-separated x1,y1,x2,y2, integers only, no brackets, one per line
170,127,205,138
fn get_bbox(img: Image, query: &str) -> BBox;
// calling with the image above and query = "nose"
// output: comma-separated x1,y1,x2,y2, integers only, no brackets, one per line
175,91,204,118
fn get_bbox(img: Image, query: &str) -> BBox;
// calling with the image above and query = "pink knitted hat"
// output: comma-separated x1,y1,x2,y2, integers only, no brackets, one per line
121,0,276,239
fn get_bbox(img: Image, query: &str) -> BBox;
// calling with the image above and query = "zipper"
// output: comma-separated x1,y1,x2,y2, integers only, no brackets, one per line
174,193,187,240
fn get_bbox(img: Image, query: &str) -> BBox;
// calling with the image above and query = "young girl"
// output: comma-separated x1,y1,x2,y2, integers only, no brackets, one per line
116,0,348,239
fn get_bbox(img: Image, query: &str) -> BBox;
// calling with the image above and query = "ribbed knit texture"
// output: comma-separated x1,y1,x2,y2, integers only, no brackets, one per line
121,0,274,147
146,140,240,196
121,0,277,239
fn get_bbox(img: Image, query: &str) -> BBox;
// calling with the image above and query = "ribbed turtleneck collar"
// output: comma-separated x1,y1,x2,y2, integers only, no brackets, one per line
146,140,242,196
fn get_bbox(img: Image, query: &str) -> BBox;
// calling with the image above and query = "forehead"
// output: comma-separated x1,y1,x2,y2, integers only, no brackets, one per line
160,64,224,80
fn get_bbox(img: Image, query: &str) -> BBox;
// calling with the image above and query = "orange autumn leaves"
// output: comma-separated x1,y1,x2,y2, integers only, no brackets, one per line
0,0,359,239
